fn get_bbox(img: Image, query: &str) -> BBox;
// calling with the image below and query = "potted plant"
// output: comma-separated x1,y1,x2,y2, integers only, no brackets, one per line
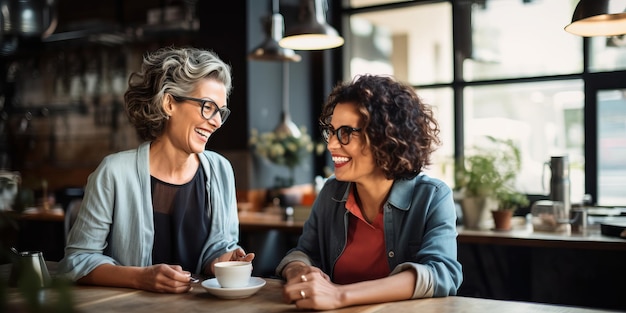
455,136,526,230
492,187,529,230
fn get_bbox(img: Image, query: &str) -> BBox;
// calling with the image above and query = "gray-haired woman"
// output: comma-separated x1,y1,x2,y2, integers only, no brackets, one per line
59,47,254,293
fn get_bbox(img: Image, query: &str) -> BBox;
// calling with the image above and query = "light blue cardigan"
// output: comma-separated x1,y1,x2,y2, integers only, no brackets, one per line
58,142,241,280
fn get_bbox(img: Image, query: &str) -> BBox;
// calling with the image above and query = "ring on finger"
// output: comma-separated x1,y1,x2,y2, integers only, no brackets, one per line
301,274,307,282
300,290,306,299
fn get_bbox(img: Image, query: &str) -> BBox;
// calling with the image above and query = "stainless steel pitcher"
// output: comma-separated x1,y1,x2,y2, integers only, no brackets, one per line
9,249,51,288
543,156,571,218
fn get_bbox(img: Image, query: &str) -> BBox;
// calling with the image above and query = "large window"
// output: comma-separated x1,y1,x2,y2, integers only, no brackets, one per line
464,81,585,200
597,89,626,206
418,87,454,184
465,0,581,80
343,0,626,206
346,1,452,85
589,0,626,73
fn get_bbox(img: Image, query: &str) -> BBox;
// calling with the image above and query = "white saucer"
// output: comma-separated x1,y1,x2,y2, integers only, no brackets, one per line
201,277,266,299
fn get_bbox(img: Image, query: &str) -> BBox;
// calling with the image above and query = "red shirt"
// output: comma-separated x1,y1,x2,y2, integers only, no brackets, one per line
333,189,390,285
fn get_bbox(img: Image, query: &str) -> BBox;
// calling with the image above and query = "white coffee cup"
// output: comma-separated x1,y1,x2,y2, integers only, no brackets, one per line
214,261,252,288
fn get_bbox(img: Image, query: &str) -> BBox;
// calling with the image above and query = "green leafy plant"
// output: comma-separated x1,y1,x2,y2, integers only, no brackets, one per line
455,136,527,212
496,187,530,211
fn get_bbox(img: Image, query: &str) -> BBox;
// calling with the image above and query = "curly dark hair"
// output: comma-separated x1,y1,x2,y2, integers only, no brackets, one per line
124,46,232,141
319,74,441,180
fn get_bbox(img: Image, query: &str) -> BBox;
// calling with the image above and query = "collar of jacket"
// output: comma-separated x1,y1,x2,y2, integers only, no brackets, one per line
329,175,420,212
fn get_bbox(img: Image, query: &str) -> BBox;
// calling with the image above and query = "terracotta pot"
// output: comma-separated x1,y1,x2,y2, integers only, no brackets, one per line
492,210,514,231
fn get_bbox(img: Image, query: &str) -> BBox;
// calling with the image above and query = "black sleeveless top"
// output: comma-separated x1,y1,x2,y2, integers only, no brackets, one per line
151,167,211,273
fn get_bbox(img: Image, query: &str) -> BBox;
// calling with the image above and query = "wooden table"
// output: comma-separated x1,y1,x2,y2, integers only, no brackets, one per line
1,209,66,262
238,210,305,234
4,272,615,313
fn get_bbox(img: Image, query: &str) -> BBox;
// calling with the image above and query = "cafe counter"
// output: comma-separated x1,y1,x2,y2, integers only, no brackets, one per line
456,220,626,311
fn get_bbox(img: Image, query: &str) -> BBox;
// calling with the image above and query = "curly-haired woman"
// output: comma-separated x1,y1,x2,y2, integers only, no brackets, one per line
59,47,254,293
277,74,462,310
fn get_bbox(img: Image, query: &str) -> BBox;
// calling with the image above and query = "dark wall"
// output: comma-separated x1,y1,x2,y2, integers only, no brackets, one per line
197,0,249,151
246,0,325,190
0,0,338,193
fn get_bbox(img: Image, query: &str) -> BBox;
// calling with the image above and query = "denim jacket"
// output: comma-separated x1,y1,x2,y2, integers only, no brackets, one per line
276,174,463,298
58,142,241,280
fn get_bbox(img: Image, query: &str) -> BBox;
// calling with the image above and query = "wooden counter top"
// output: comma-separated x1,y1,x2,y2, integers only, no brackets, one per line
238,208,308,234
2,208,65,222
457,220,626,251
238,210,626,250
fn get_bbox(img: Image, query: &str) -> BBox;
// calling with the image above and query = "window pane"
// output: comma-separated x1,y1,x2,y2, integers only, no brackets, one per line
464,0,582,81
418,88,454,187
590,36,626,72
346,2,452,85
464,80,585,203
597,89,626,206
588,0,626,72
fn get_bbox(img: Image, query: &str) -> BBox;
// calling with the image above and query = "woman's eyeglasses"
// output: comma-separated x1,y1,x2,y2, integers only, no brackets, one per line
320,125,362,145
171,95,230,123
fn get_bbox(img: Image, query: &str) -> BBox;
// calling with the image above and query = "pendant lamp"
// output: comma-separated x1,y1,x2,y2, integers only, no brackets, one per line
249,0,301,138
249,0,302,62
565,0,626,37
274,61,301,138
279,0,344,50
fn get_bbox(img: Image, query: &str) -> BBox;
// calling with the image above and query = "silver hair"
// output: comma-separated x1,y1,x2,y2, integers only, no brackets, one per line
124,46,232,141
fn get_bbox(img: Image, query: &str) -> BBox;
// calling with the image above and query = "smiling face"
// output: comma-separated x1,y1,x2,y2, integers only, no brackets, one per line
327,102,382,183
165,78,228,154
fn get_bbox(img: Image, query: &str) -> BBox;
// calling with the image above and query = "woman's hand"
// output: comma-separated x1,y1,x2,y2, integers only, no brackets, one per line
208,248,255,274
137,264,194,293
282,262,329,283
228,248,255,262
282,269,344,310
79,263,195,294
283,267,418,310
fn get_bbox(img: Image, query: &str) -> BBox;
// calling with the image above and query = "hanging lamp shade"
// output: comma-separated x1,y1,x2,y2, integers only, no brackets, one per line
565,0,626,37
249,0,301,62
279,0,344,50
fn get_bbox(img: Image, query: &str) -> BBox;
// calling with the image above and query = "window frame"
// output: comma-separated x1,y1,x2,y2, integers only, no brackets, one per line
338,0,626,206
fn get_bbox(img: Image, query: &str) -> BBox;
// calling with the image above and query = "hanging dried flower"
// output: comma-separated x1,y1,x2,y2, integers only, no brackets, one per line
249,126,315,169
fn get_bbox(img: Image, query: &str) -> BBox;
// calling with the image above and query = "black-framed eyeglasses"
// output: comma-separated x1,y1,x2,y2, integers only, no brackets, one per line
320,125,362,145
171,95,230,124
